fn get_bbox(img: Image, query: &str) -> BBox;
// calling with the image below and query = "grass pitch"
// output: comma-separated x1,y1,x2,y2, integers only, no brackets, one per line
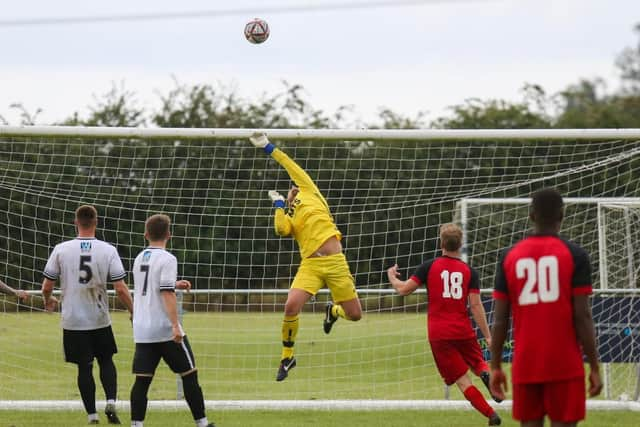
0,310,637,426
1,409,639,427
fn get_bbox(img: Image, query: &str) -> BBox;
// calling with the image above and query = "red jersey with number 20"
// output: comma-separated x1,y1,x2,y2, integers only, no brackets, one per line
410,256,480,341
494,234,593,384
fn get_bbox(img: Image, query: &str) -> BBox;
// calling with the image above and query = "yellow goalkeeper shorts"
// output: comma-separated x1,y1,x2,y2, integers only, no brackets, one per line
291,253,358,303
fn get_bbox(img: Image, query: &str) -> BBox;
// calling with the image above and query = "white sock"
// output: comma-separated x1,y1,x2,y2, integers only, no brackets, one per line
88,413,99,422
195,417,209,427
131,421,143,427
107,399,116,406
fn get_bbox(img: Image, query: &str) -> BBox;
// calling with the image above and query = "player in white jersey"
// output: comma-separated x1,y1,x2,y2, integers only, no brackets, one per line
130,214,215,427
41,205,133,425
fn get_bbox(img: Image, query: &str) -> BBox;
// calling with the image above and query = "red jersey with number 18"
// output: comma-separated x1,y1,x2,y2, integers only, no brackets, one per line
493,234,593,384
410,255,480,341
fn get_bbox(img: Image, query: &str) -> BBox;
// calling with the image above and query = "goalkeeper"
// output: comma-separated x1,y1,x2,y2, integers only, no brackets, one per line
250,133,362,382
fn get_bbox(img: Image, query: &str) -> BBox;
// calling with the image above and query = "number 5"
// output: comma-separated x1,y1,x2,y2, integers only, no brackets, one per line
79,256,93,284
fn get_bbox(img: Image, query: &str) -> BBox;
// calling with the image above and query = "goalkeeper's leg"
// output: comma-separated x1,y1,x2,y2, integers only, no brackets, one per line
277,288,312,381
324,253,361,334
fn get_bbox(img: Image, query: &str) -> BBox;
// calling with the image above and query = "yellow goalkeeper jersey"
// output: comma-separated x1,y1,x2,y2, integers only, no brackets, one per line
271,148,342,258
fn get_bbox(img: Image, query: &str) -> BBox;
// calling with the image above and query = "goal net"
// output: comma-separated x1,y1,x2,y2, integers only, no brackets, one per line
0,127,639,409
456,197,640,401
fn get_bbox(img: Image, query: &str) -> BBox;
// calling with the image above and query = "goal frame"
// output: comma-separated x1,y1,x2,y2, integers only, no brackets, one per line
1,125,640,141
2,126,640,410
457,197,640,400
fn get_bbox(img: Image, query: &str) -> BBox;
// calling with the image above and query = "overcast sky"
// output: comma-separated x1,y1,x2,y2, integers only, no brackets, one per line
1,0,638,126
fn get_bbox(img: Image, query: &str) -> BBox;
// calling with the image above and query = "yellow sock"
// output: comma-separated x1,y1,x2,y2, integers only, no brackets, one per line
281,315,299,360
331,304,350,320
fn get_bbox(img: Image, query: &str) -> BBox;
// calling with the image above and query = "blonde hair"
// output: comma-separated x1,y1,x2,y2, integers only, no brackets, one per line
439,223,463,252
145,214,171,241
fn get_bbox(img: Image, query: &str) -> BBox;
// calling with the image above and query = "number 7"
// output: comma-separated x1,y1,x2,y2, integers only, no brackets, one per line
140,264,149,296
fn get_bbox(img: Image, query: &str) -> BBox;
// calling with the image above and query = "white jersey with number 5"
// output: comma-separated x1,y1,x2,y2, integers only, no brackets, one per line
43,237,127,331
132,247,182,343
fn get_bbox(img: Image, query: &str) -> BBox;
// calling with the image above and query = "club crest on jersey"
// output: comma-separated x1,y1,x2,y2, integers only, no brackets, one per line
143,250,152,262
287,198,301,217
80,241,92,252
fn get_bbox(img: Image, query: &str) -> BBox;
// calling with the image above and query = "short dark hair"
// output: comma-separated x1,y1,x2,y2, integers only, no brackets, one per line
439,223,463,252
530,188,564,226
75,205,98,228
145,214,171,241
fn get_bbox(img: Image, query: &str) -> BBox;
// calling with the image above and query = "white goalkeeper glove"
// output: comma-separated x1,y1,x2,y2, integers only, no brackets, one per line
269,190,286,208
250,132,275,154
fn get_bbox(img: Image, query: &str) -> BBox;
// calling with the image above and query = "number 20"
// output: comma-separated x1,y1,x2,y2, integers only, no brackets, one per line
517,256,560,305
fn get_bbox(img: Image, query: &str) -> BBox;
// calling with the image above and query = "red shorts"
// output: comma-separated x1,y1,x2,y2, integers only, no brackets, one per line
513,377,586,422
430,338,488,385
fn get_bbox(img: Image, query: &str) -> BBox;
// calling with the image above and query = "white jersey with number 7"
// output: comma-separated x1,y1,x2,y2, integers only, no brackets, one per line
132,247,183,343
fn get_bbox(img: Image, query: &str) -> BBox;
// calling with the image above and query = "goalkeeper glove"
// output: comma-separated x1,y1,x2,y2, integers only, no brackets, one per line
250,132,275,154
269,190,286,208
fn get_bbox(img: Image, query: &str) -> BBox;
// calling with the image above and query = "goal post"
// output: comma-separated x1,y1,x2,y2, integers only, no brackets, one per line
1,126,640,411
456,197,640,400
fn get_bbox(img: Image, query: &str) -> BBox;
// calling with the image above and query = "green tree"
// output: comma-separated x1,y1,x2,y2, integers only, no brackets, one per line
62,83,144,127
431,85,552,129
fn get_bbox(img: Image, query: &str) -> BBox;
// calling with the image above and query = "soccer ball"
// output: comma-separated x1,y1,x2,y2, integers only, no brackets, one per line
244,18,269,44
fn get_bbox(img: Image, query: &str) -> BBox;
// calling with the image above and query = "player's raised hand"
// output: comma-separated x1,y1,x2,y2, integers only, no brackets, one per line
386,264,401,281
588,367,603,397
268,190,286,208
176,279,191,292
45,295,59,312
249,132,269,148
489,368,508,401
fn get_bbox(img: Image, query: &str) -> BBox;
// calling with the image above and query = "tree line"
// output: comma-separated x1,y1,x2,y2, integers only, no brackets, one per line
0,25,639,304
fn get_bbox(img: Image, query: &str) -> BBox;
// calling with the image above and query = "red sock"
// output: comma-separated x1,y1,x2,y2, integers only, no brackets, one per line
463,385,495,418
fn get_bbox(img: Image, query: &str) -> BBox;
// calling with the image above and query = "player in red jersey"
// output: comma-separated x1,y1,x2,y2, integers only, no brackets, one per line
490,188,602,427
388,223,502,426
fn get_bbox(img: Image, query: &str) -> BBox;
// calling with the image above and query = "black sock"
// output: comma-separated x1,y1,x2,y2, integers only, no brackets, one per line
97,355,118,401
77,363,96,414
182,371,206,421
130,376,152,422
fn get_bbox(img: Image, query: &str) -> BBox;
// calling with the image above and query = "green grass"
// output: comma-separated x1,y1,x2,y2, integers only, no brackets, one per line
1,409,639,427
0,310,637,426
0,311,446,400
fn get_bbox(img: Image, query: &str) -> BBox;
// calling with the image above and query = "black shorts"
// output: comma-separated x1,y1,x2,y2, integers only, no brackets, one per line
132,336,196,375
63,326,118,365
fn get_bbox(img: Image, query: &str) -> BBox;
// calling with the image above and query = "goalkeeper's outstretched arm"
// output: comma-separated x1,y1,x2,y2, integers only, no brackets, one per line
249,133,318,192
268,190,293,236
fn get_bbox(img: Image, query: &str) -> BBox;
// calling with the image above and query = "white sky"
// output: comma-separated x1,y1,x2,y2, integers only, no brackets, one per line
1,0,638,125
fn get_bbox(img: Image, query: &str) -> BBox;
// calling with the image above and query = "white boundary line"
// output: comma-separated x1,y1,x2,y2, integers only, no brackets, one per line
0,400,638,411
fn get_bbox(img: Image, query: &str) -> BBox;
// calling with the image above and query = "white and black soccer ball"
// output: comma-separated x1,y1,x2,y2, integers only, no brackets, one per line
244,18,269,44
